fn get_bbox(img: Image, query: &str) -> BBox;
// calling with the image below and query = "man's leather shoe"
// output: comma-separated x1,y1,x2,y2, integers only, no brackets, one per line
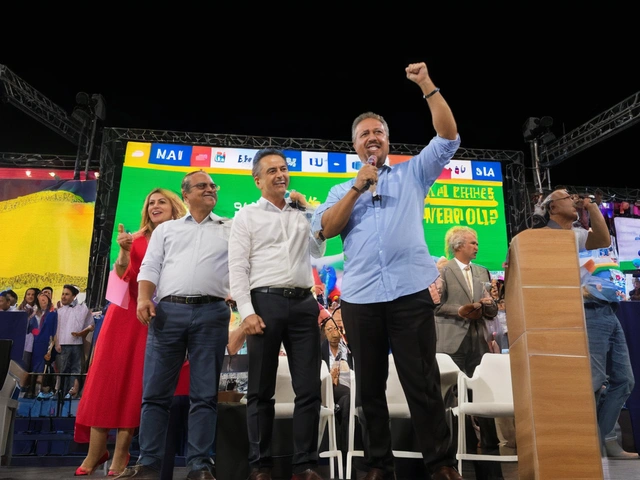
431,465,463,480
186,468,216,480
115,465,159,479
363,468,386,480
246,469,272,480
290,469,323,480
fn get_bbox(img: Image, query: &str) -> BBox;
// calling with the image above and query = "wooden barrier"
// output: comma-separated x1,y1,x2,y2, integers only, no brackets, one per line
504,229,603,479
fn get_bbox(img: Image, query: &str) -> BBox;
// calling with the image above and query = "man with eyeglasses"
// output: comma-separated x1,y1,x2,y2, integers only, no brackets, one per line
538,188,636,458
118,170,231,480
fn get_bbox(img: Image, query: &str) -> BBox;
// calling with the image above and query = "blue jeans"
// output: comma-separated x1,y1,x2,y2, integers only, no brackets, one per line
137,300,229,473
584,302,635,444
55,344,83,394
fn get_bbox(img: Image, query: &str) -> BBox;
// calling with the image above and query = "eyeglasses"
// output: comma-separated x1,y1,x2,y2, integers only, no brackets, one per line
191,182,219,191
544,194,571,207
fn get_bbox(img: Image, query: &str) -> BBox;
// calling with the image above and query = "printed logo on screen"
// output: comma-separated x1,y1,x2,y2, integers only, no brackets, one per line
301,151,329,173
213,151,226,164
441,160,473,180
191,147,212,167
328,152,347,173
149,144,192,167
283,150,302,172
346,154,362,173
472,161,503,181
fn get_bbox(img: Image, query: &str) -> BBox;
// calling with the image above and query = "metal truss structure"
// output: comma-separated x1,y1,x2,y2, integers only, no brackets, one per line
539,90,640,168
0,152,86,169
0,65,85,146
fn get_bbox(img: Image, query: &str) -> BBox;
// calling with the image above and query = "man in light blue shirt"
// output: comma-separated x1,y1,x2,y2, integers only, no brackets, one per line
312,61,462,480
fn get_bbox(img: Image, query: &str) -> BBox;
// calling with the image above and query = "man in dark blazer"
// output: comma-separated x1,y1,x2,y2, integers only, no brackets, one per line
434,226,503,480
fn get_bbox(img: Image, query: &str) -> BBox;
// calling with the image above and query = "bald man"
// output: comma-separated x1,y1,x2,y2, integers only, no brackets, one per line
539,189,635,455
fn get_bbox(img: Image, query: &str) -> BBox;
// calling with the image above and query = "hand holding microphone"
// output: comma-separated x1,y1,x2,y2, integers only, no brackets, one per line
355,155,378,194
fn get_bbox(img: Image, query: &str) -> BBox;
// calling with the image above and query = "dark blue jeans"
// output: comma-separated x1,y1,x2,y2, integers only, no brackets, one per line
137,300,229,473
55,344,83,394
584,302,635,444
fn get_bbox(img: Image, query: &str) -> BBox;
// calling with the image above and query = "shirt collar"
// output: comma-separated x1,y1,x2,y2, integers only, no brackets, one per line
454,258,470,271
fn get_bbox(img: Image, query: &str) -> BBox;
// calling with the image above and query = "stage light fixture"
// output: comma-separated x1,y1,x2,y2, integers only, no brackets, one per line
75,91,90,105
522,116,555,142
522,117,540,141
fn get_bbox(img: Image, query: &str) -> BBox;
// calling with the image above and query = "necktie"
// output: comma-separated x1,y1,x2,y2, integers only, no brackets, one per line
464,265,473,296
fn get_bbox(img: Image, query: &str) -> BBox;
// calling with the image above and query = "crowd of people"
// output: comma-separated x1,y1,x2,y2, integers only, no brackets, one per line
3,57,638,480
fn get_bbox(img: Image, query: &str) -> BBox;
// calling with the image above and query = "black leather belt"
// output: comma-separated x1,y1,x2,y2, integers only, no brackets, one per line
251,287,311,298
160,295,225,305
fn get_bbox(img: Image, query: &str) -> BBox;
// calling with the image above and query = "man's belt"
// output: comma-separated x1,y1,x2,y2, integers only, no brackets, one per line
251,287,311,298
160,295,225,305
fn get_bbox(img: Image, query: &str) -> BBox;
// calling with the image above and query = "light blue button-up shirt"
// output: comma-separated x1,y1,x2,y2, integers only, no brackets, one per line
312,134,460,304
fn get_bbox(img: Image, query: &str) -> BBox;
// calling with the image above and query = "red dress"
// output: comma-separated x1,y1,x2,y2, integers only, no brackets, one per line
74,235,150,443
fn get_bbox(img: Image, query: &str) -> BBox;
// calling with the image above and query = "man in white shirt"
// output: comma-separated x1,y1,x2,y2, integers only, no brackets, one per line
228,148,325,480
54,284,94,398
118,170,231,480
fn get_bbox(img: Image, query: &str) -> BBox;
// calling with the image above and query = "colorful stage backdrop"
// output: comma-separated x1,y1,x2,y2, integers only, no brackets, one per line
113,142,509,297
0,168,97,303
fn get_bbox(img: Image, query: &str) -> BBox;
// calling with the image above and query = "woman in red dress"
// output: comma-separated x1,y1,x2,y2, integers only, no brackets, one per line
74,188,186,476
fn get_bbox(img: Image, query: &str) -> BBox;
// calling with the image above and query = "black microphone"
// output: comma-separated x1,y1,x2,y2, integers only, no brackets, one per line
366,155,381,201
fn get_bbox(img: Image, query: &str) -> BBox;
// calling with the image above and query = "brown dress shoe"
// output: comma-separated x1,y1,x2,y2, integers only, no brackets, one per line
363,468,386,480
246,469,272,480
431,465,463,480
115,465,159,479
186,468,216,480
290,469,323,480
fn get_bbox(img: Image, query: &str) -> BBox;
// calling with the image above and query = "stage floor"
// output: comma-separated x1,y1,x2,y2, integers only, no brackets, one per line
1,459,639,480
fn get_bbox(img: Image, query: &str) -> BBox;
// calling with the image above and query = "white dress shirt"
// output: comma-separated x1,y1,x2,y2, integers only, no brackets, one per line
228,197,325,320
138,211,231,300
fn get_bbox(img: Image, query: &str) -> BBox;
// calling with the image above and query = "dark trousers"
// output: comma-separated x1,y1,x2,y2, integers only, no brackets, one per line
246,292,321,474
161,395,190,480
342,289,456,478
333,383,351,456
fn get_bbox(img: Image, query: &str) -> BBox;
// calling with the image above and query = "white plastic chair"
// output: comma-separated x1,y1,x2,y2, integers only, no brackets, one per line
319,361,343,479
345,353,461,479
274,355,342,479
456,353,517,473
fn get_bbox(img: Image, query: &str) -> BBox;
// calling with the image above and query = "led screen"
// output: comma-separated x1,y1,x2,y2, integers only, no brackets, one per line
112,142,509,297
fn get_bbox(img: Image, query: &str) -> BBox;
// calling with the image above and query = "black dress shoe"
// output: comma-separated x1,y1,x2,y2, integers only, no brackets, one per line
246,469,272,480
431,465,463,480
363,468,386,480
290,469,323,480
115,465,159,479
186,468,216,480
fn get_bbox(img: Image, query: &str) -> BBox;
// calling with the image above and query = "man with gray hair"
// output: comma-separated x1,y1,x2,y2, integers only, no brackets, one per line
538,188,636,458
313,61,462,480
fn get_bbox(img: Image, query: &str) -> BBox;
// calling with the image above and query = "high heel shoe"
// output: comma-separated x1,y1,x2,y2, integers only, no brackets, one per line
74,451,110,476
108,453,131,476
